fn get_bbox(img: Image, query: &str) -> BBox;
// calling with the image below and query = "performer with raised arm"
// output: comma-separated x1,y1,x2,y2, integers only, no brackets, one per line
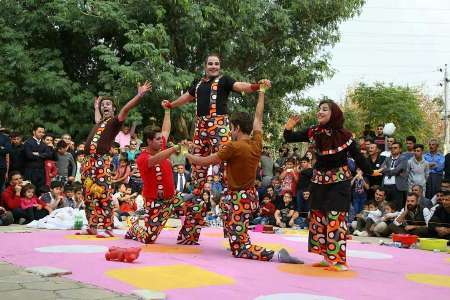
81,81,152,238
283,100,372,271
125,108,207,245
161,54,271,200
184,83,302,263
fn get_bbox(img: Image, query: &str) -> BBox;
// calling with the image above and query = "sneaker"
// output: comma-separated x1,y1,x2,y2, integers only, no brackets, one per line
353,230,361,236
359,231,369,237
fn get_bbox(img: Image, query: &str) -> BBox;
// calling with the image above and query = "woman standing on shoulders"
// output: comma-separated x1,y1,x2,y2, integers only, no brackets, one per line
283,99,372,271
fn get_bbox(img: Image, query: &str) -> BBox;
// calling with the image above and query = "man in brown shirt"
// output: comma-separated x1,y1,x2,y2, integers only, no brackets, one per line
185,83,302,263
80,81,152,238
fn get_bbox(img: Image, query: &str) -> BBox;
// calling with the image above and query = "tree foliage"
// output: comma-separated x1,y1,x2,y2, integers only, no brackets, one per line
346,82,441,144
0,0,365,142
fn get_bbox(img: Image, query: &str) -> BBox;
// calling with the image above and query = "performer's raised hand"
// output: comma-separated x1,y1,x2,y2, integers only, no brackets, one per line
259,79,271,89
258,79,271,93
285,115,301,130
137,81,152,97
161,100,172,109
94,96,100,108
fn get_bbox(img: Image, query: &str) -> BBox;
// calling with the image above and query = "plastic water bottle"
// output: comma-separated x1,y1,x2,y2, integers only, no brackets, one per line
73,211,83,230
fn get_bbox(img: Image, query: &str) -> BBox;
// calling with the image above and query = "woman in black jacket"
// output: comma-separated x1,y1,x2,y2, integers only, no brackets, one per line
284,99,372,271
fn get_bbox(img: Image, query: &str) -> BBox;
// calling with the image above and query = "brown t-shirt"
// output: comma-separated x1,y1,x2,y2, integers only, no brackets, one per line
85,116,123,155
217,130,262,191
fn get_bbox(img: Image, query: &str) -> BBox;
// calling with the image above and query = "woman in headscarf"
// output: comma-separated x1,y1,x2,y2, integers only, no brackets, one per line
283,99,372,271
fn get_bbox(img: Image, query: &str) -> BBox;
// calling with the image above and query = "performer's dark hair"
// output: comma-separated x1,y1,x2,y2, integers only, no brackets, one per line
204,53,221,64
143,125,161,144
230,112,253,135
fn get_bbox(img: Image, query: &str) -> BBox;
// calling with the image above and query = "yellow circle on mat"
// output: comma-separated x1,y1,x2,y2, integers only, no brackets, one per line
65,234,120,241
222,241,294,253
106,264,235,291
406,273,450,288
141,244,202,254
278,264,357,279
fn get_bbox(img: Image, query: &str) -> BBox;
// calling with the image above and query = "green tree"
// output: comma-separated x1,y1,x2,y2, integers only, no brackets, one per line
0,0,365,142
347,82,434,144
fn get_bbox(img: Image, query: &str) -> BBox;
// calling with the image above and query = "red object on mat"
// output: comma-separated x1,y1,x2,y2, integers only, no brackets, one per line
392,234,418,248
105,246,141,263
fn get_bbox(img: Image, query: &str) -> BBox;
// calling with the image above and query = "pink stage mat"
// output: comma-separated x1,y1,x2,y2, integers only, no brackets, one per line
0,227,449,300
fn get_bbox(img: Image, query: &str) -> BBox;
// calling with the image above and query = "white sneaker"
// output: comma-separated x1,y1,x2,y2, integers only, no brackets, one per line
359,231,369,237
353,230,361,236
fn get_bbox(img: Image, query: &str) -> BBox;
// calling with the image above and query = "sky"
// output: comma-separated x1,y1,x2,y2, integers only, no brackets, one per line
303,0,450,105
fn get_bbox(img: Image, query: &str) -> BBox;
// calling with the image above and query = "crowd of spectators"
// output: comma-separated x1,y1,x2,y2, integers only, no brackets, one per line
0,122,449,242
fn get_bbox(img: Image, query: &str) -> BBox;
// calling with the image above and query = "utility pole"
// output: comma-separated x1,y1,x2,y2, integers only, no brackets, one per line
441,64,449,154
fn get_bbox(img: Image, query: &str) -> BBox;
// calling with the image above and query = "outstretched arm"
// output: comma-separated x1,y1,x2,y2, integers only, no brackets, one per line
253,84,268,132
233,79,271,94
161,109,171,140
161,92,194,110
185,153,222,166
147,147,177,167
118,81,152,122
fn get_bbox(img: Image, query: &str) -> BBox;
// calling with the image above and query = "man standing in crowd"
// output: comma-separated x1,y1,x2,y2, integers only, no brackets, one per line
174,164,191,193
424,138,444,199
401,136,416,161
374,124,385,151
407,144,429,194
23,125,52,195
260,146,274,188
9,132,24,174
81,81,152,238
0,130,11,193
380,136,395,158
366,141,385,200
379,142,408,210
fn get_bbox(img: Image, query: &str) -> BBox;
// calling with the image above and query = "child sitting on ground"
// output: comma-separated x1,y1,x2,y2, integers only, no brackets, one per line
252,194,276,225
354,201,383,236
372,202,400,237
20,183,50,223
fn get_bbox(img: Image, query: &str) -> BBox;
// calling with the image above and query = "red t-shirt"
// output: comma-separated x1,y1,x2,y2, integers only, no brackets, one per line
136,136,175,202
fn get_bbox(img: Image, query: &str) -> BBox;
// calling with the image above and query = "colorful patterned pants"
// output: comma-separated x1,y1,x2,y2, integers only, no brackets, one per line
308,210,348,264
221,188,274,261
191,115,231,195
126,194,208,245
82,155,113,231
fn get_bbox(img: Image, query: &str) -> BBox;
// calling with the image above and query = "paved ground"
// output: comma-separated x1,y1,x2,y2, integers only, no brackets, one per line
0,225,139,300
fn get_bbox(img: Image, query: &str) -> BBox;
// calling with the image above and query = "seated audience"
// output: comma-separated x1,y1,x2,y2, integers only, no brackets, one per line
274,191,298,228
389,192,430,237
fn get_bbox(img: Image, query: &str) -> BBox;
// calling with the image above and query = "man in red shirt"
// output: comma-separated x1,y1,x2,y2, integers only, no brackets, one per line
125,108,207,245
2,171,28,223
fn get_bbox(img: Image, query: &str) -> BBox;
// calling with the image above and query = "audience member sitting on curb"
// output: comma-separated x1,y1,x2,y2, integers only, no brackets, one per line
20,183,50,223
2,171,29,223
252,194,276,225
427,190,450,240
274,192,298,228
295,189,310,229
117,184,137,219
389,192,429,237
62,185,77,209
354,201,383,236
39,181,64,211
372,202,400,237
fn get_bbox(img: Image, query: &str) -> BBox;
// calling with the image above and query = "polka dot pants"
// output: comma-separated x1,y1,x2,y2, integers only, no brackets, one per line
221,188,274,261
308,210,348,264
